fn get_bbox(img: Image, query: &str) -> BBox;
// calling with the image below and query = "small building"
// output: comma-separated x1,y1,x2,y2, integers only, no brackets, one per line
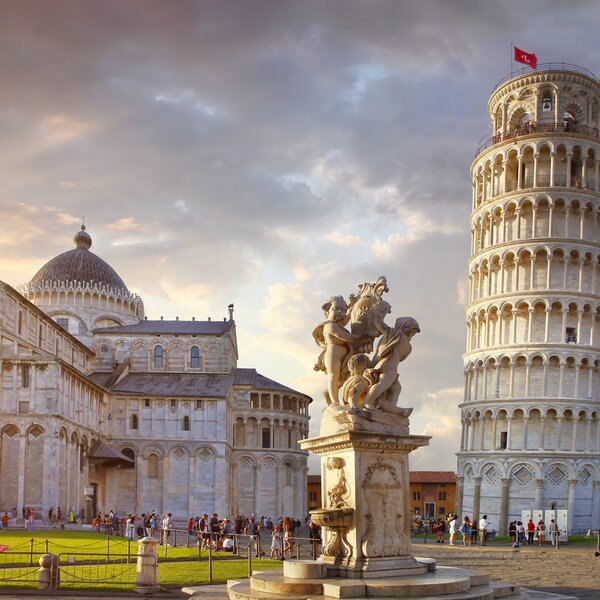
409,471,457,520
307,474,322,512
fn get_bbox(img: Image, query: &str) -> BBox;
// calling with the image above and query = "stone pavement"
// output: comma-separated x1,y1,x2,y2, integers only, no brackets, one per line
416,541,600,600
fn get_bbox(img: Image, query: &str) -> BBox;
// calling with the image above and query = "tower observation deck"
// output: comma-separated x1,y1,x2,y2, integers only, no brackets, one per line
457,64,600,534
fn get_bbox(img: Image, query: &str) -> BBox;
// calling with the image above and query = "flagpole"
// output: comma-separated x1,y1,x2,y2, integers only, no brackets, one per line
510,42,513,76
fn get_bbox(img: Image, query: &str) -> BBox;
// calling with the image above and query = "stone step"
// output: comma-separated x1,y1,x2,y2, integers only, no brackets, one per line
228,566,501,600
364,568,472,597
414,556,437,572
488,581,521,597
469,572,490,586
251,571,325,595
229,583,498,600
229,580,317,600
181,583,229,598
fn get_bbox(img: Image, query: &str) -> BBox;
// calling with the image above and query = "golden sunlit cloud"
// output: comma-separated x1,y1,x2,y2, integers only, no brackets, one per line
41,114,94,145
108,217,144,232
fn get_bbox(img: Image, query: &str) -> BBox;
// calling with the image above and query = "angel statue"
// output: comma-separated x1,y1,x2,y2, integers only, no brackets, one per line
313,278,420,432
313,296,366,406
364,316,420,416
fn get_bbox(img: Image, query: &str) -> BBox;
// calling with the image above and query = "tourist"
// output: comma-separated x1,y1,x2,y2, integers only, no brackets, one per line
309,519,322,546
199,514,211,549
26,508,35,531
548,519,559,549
208,513,220,549
126,514,137,540
161,513,173,546
222,517,233,534
509,521,517,545
271,525,282,559
448,515,457,545
478,514,490,546
246,517,262,555
112,512,120,535
527,519,535,545
282,516,295,557
436,518,446,543
516,521,526,545
536,520,545,546
460,516,472,546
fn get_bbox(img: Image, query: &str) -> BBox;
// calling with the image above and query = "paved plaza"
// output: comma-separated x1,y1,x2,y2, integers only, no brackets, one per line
416,541,600,599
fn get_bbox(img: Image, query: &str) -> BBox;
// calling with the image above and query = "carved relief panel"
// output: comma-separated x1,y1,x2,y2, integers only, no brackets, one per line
361,457,410,557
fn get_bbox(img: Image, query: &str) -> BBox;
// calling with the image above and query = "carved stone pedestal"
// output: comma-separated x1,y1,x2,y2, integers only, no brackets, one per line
300,428,430,578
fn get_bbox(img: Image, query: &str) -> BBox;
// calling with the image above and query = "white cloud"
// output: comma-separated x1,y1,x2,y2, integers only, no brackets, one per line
324,226,363,247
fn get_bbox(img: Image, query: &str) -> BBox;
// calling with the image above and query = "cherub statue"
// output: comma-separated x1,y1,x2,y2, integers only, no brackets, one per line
349,276,390,353
341,353,373,412
364,316,420,415
313,296,365,405
326,457,349,508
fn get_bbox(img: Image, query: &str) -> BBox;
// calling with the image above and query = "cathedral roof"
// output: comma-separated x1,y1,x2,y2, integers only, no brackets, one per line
89,440,135,463
29,225,130,295
88,368,310,399
235,368,312,399
93,319,233,335
89,372,235,397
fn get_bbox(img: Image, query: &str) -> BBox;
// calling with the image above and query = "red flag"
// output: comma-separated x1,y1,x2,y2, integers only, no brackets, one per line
514,46,537,68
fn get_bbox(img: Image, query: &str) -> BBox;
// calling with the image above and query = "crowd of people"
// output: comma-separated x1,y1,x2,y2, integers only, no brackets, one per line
415,513,563,548
90,511,320,556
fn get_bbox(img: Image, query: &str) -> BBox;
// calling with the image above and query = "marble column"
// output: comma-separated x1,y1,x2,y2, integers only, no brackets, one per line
455,476,464,518
534,478,544,511
499,478,511,535
592,481,600,530
567,479,577,534
17,433,26,514
472,477,482,525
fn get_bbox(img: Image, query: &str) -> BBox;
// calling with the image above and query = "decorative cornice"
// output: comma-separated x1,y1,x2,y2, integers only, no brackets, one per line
300,431,430,455
489,70,600,112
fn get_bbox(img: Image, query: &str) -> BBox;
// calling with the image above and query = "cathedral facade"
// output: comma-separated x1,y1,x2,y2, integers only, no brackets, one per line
457,63,600,533
0,226,310,521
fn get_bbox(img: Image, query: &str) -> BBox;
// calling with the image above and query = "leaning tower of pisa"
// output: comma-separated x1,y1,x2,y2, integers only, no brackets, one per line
456,63,600,534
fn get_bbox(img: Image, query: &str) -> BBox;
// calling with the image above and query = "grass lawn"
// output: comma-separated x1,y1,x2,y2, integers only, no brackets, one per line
0,529,284,591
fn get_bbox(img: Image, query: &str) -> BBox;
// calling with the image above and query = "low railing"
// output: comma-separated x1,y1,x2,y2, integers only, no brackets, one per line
493,62,600,91
57,552,148,588
475,121,600,157
0,551,151,589
0,551,45,586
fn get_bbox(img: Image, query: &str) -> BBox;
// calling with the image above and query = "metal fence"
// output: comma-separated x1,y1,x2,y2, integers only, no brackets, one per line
162,529,322,561
0,551,45,586
57,552,153,588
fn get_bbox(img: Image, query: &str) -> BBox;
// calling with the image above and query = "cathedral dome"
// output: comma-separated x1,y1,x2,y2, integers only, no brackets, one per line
29,225,129,295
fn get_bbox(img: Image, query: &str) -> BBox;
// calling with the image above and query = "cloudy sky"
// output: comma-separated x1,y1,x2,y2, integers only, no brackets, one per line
2,0,600,472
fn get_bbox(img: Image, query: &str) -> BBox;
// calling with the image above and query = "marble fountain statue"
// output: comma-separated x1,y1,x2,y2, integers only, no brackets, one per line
219,278,568,600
